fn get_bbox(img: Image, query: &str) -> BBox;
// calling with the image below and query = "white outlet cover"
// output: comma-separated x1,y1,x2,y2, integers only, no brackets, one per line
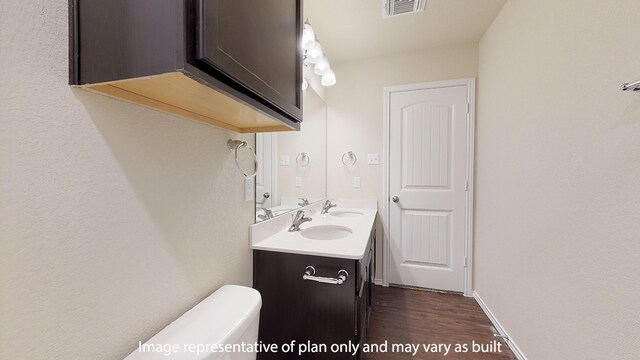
295,176,302,188
367,153,380,165
353,176,361,188
280,155,290,166
244,177,254,201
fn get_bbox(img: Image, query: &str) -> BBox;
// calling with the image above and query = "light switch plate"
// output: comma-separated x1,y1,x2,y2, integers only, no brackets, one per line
367,153,379,165
280,155,290,166
244,177,254,201
295,176,302,188
353,176,361,188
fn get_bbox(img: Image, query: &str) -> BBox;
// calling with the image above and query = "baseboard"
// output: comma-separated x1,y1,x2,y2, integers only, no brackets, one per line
374,278,385,286
473,291,528,360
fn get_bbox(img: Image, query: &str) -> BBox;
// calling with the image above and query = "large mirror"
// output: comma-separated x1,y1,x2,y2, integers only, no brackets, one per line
255,86,327,222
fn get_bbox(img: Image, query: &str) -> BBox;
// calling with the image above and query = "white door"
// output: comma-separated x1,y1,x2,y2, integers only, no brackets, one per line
388,84,471,292
256,133,276,209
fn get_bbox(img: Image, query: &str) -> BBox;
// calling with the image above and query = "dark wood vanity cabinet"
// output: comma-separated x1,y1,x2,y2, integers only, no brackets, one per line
70,0,302,133
253,230,375,360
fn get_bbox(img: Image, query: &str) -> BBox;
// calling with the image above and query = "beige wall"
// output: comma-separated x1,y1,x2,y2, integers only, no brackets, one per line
476,0,640,358
277,88,327,203
325,43,479,280
0,2,254,359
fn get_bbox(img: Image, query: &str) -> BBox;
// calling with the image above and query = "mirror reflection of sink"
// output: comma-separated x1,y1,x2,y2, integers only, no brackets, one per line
329,211,364,218
300,225,353,240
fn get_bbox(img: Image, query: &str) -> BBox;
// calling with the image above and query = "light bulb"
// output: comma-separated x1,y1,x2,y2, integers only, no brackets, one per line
302,23,316,48
306,41,323,64
321,69,336,87
314,56,331,76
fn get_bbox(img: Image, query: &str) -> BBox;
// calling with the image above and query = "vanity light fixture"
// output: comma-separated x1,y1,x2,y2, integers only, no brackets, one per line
321,69,337,87
302,22,316,48
303,20,336,87
313,56,331,76
306,41,324,63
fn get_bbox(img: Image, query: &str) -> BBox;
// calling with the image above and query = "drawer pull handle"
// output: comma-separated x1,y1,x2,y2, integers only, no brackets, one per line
303,266,348,285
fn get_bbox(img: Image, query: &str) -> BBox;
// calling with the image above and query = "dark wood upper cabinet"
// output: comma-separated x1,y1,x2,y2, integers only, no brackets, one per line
197,0,301,118
69,0,303,133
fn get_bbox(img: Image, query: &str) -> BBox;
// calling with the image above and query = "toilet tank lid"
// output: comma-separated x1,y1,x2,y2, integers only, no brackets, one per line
125,285,261,360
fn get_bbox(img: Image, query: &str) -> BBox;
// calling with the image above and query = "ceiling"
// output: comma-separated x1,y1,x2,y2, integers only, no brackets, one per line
304,0,507,64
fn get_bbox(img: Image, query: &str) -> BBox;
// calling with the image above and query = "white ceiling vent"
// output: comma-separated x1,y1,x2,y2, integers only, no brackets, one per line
384,0,426,18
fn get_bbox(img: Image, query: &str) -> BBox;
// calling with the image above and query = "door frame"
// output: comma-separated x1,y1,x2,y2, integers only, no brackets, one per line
254,133,278,213
382,78,476,296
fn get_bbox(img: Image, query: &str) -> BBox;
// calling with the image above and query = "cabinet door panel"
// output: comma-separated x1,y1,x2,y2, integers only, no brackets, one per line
197,0,302,119
254,251,356,360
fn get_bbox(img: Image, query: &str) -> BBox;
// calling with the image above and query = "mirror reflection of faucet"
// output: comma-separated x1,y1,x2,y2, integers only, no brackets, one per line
298,198,310,206
289,210,312,232
321,199,337,214
257,208,274,221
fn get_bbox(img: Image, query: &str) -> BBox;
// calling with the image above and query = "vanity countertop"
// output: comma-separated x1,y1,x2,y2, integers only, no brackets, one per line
250,200,377,260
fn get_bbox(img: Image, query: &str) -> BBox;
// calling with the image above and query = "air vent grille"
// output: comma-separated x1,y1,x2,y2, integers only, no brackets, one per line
384,0,426,17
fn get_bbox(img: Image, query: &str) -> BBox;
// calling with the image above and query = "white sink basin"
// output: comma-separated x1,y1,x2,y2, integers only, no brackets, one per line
300,225,353,240
329,211,364,218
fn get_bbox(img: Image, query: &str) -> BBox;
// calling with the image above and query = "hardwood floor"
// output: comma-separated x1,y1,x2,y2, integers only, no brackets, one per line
362,286,517,360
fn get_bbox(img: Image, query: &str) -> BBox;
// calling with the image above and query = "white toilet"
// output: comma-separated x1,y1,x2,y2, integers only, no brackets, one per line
125,285,262,360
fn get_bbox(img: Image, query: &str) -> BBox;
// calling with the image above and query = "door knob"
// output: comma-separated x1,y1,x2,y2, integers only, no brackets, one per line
263,192,271,199
392,196,399,203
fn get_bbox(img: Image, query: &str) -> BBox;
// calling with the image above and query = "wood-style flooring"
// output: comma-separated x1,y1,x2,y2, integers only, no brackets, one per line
363,286,517,360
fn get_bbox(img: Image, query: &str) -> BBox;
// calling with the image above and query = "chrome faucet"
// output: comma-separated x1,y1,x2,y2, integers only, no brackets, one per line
298,197,310,206
321,199,337,214
288,210,312,232
257,208,274,220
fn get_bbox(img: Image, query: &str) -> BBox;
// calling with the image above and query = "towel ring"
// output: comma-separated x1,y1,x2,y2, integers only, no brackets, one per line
227,139,258,178
341,151,357,166
296,152,310,167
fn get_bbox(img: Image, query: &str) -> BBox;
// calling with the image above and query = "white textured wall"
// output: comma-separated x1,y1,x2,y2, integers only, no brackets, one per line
477,0,640,358
325,44,479,280
0,1,254,359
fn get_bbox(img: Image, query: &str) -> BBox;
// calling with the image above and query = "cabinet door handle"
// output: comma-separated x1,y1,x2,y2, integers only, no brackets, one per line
303,266,348,285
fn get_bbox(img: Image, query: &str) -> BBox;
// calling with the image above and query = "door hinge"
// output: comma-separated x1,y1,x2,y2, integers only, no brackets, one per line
464,257,468,268
466,103,470,114
465,180,469,191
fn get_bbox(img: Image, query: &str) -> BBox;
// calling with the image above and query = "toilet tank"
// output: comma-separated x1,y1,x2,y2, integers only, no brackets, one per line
125,285,262,360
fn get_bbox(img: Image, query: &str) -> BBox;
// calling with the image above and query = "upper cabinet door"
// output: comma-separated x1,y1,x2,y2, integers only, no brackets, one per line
196,0,303,120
